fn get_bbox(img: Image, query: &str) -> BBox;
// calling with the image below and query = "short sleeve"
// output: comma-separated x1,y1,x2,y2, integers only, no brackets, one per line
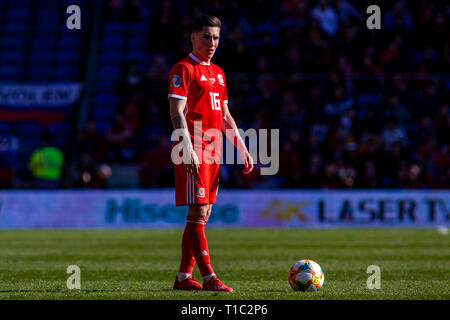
168,63,191,101
222,72,228,104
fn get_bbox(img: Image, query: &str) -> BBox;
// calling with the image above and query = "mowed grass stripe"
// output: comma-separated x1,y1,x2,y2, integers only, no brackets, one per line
0,229,448,299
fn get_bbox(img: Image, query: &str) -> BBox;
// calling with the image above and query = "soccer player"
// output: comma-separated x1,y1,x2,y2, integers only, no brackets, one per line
168,15,254,291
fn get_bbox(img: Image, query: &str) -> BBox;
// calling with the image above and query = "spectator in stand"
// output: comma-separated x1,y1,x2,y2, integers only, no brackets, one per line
77,121,106,166
435,105,450,147
117,60,143,99
381,118,409,152
146,53,171,80
384,0,413,31
280,0,309,27
336,0,362,23
77,0,449,190
323,85,354,118
402,164,427,189
105,0,144,22
310,0,339,37
105,0,124,21
28,133,64,189
105,114,135,162
383,94,412,130
321,162,341,189
123,0,144,23
279,140,302,188
78,164,112,189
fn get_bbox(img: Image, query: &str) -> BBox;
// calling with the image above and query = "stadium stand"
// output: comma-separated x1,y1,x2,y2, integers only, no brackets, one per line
0,0,89,187
0,0,449,189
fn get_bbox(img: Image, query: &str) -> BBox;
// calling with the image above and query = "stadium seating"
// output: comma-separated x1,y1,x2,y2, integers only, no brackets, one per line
0,0,89,185
0,123,12,134
1,0,448,190
0,66,22,81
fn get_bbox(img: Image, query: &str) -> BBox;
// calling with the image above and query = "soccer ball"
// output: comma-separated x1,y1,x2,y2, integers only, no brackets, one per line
288,259,324,292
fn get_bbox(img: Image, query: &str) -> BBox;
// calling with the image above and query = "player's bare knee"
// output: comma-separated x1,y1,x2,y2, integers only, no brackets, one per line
187,204,209,218
205,205,213,220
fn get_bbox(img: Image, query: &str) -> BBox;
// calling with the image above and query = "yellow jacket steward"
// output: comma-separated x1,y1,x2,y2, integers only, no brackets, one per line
28,147,64,181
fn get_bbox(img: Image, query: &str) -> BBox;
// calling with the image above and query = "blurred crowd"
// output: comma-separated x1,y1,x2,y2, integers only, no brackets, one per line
76,0,450,189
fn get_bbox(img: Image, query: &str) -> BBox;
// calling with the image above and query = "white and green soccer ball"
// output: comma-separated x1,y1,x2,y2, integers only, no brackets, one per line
288,259,324,292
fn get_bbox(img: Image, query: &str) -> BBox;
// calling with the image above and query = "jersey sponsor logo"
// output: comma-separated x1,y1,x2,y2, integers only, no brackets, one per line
170,75,181,87
200,75,207,81
198,187,205,198
218,74,224,86
208,78,215,84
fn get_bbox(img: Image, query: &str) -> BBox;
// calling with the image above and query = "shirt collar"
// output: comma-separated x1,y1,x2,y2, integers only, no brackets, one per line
189,53,210,65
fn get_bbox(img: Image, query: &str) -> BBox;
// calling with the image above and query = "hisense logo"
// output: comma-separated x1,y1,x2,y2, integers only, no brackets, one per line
105,199,239,223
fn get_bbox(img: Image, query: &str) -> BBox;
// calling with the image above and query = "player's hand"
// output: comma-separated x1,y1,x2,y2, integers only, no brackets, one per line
185,148,200,175
241,151,254,175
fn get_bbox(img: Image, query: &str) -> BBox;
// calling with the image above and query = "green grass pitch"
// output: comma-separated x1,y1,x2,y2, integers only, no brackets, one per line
0,229,448,300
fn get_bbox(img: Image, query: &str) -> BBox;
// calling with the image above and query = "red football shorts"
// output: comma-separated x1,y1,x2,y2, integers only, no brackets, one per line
174,161,220,206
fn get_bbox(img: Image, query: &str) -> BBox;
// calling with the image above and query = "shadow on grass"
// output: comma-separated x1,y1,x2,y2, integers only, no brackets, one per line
0,288,178,293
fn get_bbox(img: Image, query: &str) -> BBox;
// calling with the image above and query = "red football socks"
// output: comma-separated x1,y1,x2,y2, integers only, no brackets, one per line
178,224,196,275
183,216,215,278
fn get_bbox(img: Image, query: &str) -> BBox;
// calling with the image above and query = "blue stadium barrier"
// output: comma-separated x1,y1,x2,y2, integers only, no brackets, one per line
93,93,118,108
0,123,12,134
27,65,53,82
129,23,150,35
101,36,125,50
38,0,57,7
102,23,128,35
18,122,43,136
4,23,29,35
56,50,80,64
30,50,55,64
92,106,117,121
18,134,43,145
6,8,30,19
128,36,148,49
46,123,70,135
1,37,27,50
98,50,123,64
33,23,58,35
16,151,31,166
57,37,82,49
0,66,22,81
0,50,25,64
53,135,69,150
37,8,60,19
62,0,86,6
59,24,84,34
356,93,383,107
94,121,112,134
53,65,79,81
95,79,118,93
7,0,33,6
31,36,57,49
124,50,148,65
96,65,121,79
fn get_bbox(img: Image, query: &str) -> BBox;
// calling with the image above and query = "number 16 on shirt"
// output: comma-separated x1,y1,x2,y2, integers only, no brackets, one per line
210,92,221,111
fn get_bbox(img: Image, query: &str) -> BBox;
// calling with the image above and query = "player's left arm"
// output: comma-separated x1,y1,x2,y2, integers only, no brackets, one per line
222,102,254,175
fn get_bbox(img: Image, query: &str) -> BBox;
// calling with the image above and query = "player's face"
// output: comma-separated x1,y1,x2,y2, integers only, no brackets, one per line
191,26,220,62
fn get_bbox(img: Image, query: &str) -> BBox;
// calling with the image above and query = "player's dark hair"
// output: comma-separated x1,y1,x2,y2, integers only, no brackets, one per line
42,132,54,145
191,15,221,33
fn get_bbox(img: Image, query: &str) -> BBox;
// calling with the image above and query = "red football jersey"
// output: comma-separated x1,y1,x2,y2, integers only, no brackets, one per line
168,53,227,160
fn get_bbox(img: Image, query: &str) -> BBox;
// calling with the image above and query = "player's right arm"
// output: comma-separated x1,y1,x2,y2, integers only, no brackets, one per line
169,98,199,175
